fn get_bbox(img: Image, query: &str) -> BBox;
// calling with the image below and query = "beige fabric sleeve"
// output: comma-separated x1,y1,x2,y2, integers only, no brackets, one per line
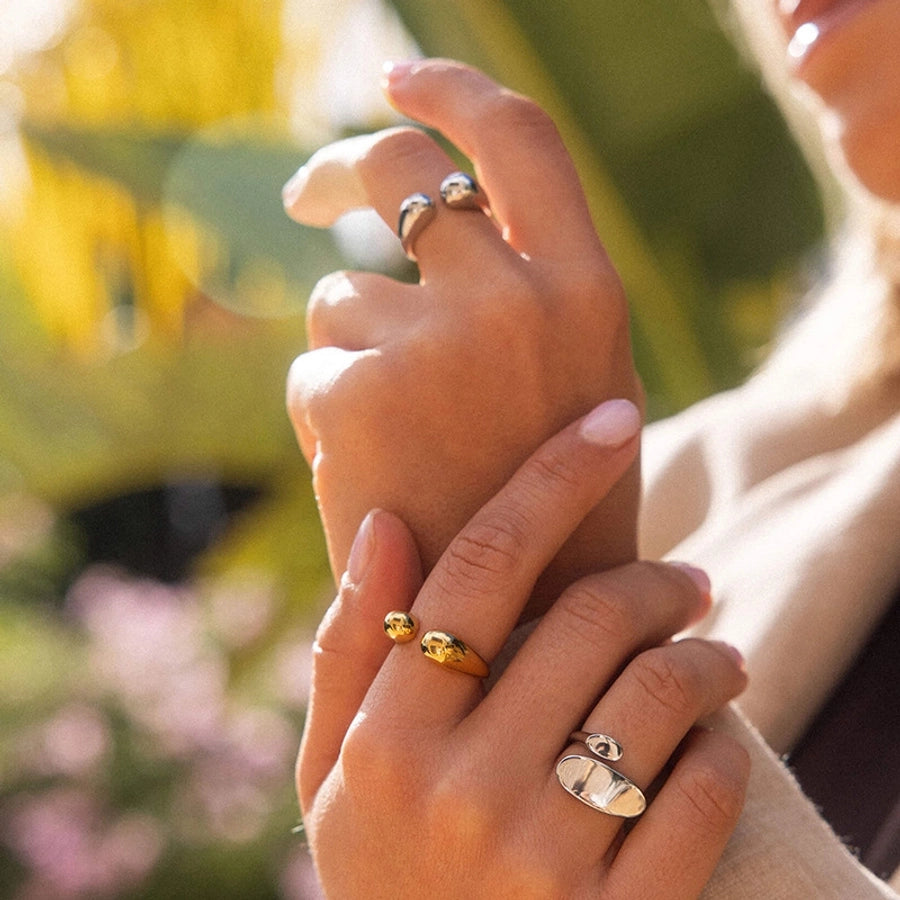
701,708,897,899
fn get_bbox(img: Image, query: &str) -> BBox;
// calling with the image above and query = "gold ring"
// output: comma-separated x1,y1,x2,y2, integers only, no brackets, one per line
383,611,419,643
420,630,489,678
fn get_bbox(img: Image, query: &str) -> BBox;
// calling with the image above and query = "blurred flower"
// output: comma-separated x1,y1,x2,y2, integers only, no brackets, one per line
68,567,229,757
5,788,163,898
15,703,110,779
207,574,275,650
280,847,325,900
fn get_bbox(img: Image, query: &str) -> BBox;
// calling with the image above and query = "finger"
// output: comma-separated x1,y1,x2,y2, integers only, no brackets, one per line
283,127,510,280
296,509,423,814
383,59,606,264
305,270,419,351
375,398,641,724
576,638,747,789
480,562,714,748
607,728,750,899
286,346,364,465
541,639,746,856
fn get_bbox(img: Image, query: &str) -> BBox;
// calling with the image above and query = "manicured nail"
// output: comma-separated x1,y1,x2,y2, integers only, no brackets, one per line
578,399,641,447
381,59,414,90
668,561,712,597
281,165,309,211
347,511,377,584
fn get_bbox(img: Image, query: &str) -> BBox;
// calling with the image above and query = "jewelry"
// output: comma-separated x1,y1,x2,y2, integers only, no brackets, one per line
383,611,419,643
397,192,436,261
569,732,623,762
420,630,490,678
439,171,489,211
556,754,646,818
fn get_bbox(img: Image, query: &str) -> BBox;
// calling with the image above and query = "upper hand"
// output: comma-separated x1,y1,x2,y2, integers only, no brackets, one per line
284,59,642,600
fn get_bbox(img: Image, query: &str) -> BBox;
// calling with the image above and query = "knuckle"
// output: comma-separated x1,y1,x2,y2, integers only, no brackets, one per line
437,511,528,597
359,126,436,178
630,647,696,717
483,90,559,144
522,443,583,494
556,579,637,646
674,756,748,833
305,271,347,346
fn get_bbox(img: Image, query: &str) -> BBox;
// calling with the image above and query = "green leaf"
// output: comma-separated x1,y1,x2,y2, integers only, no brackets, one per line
386,0,824,411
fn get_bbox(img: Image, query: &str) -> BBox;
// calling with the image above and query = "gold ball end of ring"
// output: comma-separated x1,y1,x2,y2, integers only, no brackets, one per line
397,192,436,261
556,755,647,818
384,611,419,643
439,172,489,211
420,630,489,678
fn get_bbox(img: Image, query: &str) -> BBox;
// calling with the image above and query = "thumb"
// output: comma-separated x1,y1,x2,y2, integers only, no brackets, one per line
297,509,423,814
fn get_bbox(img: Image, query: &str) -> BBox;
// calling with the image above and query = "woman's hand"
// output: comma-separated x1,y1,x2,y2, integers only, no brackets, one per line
298,401,749,899
284,60,642,608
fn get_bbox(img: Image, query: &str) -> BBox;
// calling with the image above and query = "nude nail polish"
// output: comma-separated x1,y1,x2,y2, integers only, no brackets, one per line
578,399,641,447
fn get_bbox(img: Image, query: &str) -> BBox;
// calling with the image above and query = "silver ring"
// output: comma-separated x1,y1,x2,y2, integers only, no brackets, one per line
569,731,623,762
397,192,436,261
556,754,646,818
439,172,489,211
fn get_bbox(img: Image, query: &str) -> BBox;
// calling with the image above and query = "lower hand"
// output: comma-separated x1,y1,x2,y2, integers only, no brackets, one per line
298,402,749,899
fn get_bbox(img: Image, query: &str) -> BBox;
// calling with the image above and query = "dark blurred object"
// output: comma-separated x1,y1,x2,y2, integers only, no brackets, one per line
69,481,262,583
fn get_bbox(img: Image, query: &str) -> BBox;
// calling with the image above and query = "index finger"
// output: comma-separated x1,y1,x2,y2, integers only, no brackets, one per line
382,59,606,264
376,398,641,725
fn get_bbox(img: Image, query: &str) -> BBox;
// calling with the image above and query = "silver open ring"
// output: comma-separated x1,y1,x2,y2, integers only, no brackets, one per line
397,192,436,261
439,171,489,211
556,754,647,818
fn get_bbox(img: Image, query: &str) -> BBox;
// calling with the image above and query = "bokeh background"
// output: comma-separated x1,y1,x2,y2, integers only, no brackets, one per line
0,0,823,897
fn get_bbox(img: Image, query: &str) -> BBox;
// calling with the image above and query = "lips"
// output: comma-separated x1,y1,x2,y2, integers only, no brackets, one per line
778,0,880,63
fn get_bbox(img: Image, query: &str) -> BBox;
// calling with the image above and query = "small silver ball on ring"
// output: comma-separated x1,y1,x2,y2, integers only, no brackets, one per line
397,192,437,261
439,171,489,211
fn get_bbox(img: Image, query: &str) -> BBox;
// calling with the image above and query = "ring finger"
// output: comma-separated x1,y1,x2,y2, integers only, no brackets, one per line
548,638,746,851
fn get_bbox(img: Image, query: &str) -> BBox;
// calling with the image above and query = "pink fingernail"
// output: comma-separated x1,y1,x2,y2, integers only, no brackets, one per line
282,165,309,211
716,641,746,671
668,562,712,597
381,59,414,89
347,511,377,584
578,399,641,447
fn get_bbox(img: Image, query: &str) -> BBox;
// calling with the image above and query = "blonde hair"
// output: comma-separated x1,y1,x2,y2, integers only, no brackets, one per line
717,0,900,400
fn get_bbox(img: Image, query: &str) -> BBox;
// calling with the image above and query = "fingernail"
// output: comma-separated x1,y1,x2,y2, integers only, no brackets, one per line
281,165,309,211
715,641,746,671
347,511,377,584
668,561,712,597
578,399,641,447
381,59,414,90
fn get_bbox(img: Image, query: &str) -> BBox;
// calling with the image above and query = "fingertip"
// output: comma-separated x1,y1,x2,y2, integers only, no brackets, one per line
666,562,712,600
351,509,424,602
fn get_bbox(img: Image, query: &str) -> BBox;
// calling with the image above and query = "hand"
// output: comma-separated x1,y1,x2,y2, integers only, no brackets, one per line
298,402,749,899
284,60,643,608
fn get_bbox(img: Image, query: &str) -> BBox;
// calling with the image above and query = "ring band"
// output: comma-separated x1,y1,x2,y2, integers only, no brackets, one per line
556,754,646,818
439,171,489,211
569,732,623,762
420,630,489,678
397,192,436,261
384,611,419,643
